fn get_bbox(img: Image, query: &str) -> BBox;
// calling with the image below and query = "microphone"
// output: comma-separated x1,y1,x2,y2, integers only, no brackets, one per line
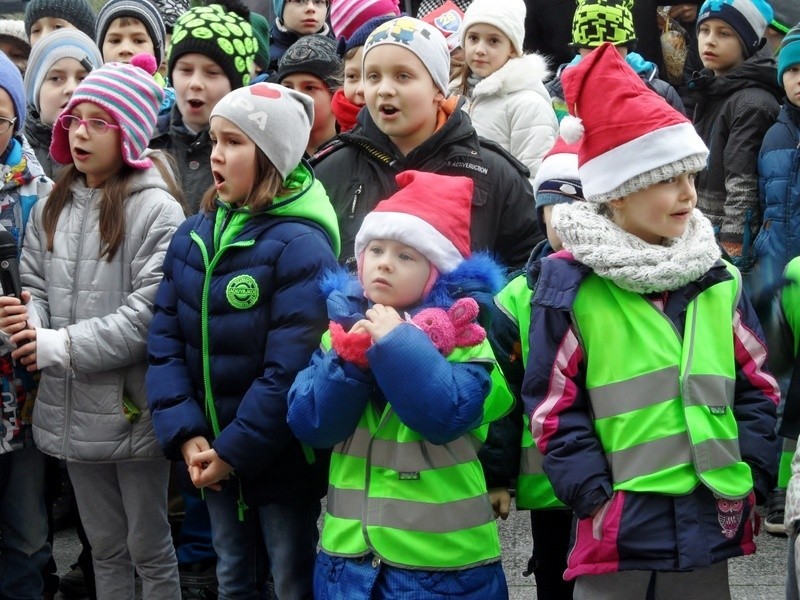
0,230,22,299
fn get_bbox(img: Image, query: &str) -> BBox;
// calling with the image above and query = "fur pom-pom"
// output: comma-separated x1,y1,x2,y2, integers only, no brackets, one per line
559,115,584,144
131,53,158,76
329,321,371,369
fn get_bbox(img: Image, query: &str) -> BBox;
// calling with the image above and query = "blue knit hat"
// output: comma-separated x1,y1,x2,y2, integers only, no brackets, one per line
0,52,25,134
778,22,800,85
24,0,97,41
336,14,398,57
697,0,773,58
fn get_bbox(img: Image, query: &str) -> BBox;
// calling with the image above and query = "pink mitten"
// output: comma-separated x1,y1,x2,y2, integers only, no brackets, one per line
448,298,486,347
329,322,372,369
412,308,456,355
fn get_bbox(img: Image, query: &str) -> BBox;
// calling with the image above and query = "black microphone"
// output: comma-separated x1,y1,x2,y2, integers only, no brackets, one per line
0,230,22,299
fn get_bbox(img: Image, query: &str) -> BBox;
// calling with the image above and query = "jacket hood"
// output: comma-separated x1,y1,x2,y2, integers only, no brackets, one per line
689,45,783,101
24,113,52,151
472,54,551,103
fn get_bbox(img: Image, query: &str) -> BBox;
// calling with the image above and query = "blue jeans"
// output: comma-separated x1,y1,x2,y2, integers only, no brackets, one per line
0,447,49,600
205,482,320,600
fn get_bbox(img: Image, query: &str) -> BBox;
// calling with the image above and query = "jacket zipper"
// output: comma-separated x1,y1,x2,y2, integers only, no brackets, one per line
348,184,362,221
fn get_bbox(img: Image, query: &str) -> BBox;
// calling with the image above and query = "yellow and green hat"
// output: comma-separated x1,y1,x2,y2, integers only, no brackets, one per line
570,0,637,49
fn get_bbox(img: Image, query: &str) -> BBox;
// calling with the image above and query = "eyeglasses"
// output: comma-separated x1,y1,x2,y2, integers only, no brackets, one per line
285,0,328,6
59,114,121,135
0,117,16,135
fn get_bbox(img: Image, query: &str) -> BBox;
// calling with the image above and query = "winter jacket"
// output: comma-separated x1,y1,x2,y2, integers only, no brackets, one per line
311,96,541,270
147,163,340,505
465,54,558,183
0,137,52,454
689,46,782,262
268,22,333,73
150,105,214,215
24,157,185,462
521,255,779,577
23,114,59,180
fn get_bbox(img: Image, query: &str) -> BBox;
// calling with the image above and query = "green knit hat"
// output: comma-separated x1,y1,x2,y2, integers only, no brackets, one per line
778,22,800,85
571,0,637,49
249,12,271,71
168,3,257,90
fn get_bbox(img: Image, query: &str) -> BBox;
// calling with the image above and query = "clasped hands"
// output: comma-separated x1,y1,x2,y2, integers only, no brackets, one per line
181,436,234,491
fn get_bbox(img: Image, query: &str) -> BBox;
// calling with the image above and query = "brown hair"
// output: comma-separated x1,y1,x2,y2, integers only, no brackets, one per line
200,147,296,213
455,59,470,96
44,151,186,261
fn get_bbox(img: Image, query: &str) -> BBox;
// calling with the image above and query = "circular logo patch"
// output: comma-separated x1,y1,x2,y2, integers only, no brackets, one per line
226,275,259,310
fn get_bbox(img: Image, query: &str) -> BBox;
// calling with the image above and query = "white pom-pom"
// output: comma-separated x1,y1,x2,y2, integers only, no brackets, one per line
559,115,584,144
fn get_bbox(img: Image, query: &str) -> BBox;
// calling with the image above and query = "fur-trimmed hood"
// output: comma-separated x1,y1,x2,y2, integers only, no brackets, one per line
472,53,551,102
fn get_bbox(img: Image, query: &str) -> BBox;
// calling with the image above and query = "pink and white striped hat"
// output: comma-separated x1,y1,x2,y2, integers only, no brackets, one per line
50,54,164,170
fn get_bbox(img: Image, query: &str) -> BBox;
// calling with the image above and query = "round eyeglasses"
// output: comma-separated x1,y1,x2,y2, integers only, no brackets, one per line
0,117,16,135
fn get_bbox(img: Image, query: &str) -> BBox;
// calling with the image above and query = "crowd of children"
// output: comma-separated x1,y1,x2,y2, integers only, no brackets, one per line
1,0,800,598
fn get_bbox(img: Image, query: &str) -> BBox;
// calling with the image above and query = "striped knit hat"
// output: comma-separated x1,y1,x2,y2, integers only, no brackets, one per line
778,22,800,85
50,54,164,169
331,0,401,41
697,0,773,58
96,0,167,67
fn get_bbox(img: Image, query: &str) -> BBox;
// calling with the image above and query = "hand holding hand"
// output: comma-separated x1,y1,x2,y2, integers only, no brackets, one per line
488,487,511,520
189,448,233,491
181,436,211,485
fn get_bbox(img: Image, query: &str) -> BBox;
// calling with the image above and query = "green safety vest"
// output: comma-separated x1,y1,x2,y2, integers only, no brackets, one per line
494,276,565,509
571,262,753,499
320,331,513,570
779,437,796,488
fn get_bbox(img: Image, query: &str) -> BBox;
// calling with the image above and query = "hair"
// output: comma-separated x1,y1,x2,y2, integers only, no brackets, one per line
200,147,295,213
343,47,359,61
44,151,186,261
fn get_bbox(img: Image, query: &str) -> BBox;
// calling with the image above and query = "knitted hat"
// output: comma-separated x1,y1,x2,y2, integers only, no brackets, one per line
24,29,103,115
534,139,584,209
421,1,465,51
779,23,800,84
697,0,773,58
459,0,526,57
277,35,342,90
559,43,708,203
154,0,191,33
571,0,637,48
211,82,314,181
168,4,257,90
770,0,800,33
331,0,401,41
24,0,96,41
0,20,31,56
363,16,450,95
355,170,473,274
50,54,165,169
0,52,25,134
96,0,167,67
337,14,398,57
250,12,271,70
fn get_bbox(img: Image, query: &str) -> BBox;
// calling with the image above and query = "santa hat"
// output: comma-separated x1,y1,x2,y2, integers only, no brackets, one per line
354,171,473,274
559,43,708,203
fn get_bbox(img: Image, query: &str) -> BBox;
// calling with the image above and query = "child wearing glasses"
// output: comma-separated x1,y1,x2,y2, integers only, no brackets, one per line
0,55,185,599
270,0,333,72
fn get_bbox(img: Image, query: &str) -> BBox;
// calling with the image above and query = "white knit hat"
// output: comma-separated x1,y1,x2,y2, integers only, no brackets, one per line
459,0,526,57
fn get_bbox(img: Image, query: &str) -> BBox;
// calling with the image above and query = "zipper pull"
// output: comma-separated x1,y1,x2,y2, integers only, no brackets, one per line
348,184,363,221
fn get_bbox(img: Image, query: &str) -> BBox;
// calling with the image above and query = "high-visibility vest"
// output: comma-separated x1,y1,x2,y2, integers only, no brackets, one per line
571,263,753,499
494,276,565,509
320,331,513,569
779,436,796,488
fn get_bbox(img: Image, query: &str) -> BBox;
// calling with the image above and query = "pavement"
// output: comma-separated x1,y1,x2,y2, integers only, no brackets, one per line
52,505,788,599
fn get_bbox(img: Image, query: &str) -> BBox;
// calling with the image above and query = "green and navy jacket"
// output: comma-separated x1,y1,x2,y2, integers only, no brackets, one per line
147,163,340,504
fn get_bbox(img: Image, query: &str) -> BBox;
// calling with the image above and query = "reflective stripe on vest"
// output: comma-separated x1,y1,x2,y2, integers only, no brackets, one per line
321,332,513,569
495,277,565,509
571,263,753,499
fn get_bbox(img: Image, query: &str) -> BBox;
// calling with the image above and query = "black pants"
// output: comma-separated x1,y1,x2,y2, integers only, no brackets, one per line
529,509,574,600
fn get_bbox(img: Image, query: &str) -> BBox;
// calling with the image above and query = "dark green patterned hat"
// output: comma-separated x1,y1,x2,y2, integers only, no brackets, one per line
168,3,257,90
570,0,637,49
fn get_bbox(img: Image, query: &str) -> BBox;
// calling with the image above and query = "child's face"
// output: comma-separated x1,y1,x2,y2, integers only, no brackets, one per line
698,19,745,76
102,17,155,64
209,116,257,205
38,57,89,126
464,23,516,78
172,54,233,131
0,38,28,74
609,172,697,245
361,239,432,310
29,17,75,46
363,45,444,156
0,88,16,158
65,102,124,188
280,73,334,135
783,64,800,108
282,0,328,35
343,47,364,106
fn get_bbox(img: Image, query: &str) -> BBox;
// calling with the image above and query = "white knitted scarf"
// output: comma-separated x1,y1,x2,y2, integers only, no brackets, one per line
551,202,722,294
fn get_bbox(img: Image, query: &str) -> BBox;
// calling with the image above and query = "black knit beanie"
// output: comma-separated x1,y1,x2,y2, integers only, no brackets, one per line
24,0,96,40
277,34,342,91
96,0,167,66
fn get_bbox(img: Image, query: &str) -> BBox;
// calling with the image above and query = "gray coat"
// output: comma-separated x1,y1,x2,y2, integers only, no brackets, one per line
25,159,185,462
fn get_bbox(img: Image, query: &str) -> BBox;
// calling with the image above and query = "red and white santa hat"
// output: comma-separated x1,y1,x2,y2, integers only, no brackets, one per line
354,170,473,274
559,42,708,203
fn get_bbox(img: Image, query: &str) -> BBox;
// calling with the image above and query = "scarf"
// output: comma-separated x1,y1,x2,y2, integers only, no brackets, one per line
0,138,32,194
331,88,361,133
552,202,721,293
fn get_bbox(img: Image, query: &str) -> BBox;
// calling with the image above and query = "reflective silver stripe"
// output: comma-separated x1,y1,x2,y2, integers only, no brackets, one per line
326,486,365,521
333,426,371,459
589,366,679,419
684,375,734,408
520,445,545,476
785,437,798,453
693,437,742,473
369,436,478,472
607,433,692,482
366,494,494,533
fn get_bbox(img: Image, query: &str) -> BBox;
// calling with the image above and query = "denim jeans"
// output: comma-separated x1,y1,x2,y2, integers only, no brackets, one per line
205,482,320,600
0,446,50,600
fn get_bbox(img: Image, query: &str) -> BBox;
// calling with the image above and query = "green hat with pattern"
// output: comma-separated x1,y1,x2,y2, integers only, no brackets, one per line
570,0,637,49
168,3,257,90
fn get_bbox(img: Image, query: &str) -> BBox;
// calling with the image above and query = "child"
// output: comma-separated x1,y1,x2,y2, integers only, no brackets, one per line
23,29,103,178
330,0,400,41
456,0,558,181
524,43,780,599
0,55,185,599
689,0,781,269
151,0,257,213
95,0,165,68
0,20,30,75
277,34,342,155
287,169,512,598
24,0,96,46
312,16,539,270
270,0,333,72
0,50,54,600
147,82,340,600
